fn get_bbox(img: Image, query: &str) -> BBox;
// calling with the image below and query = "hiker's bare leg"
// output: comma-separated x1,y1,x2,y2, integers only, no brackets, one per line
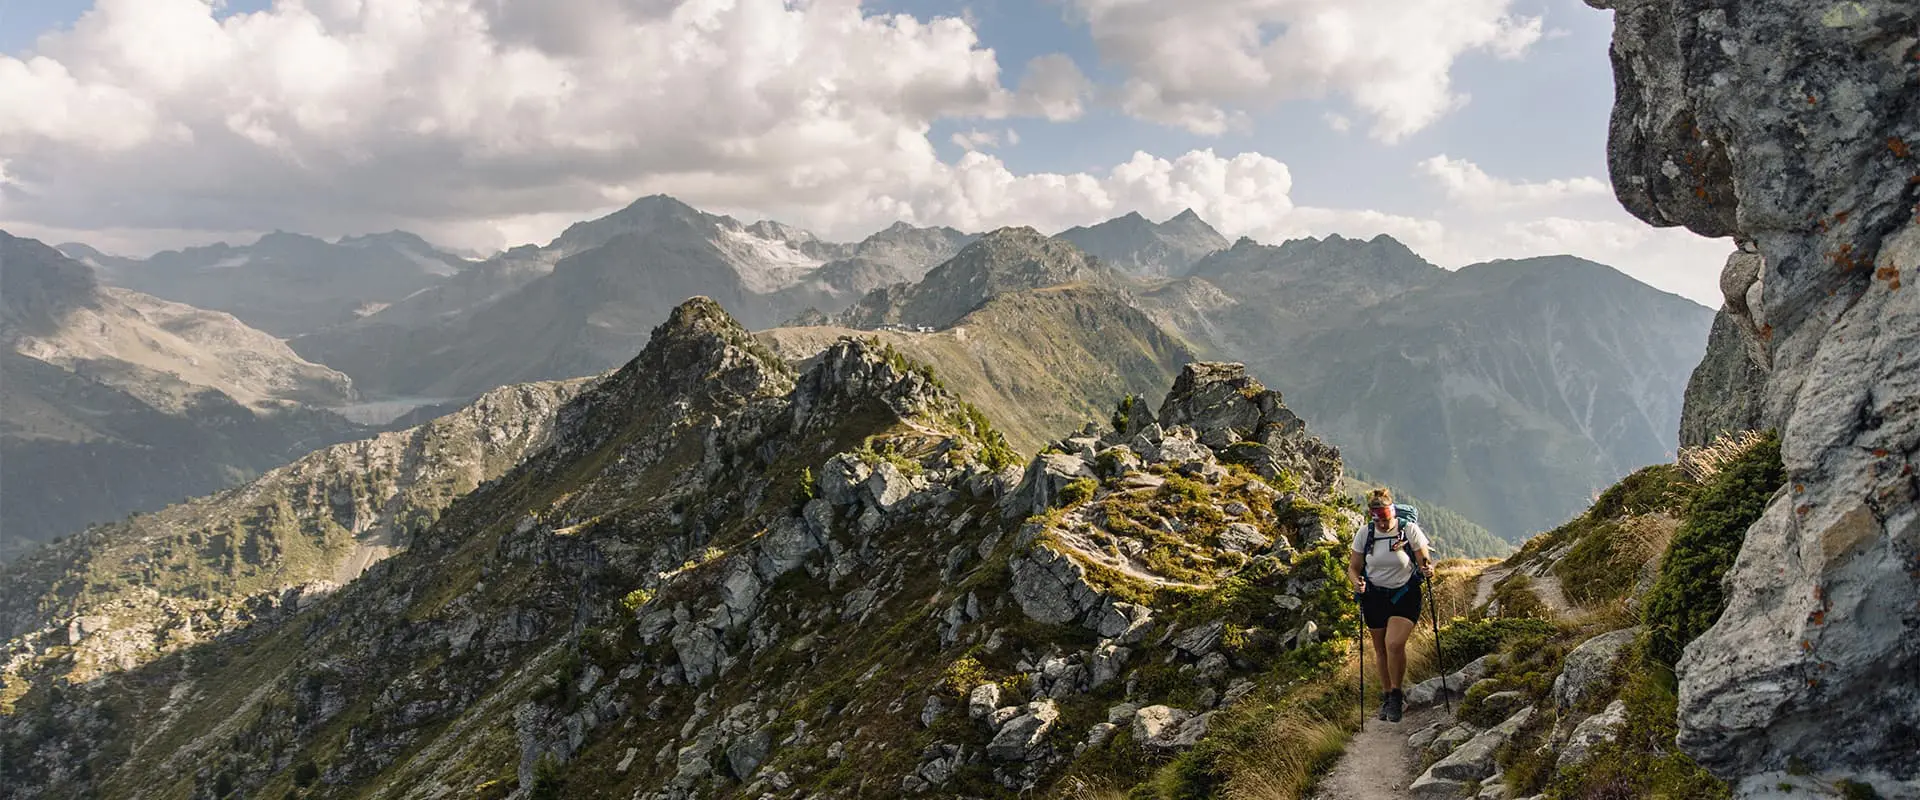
1369,627,1389,687
1385,617,1416,690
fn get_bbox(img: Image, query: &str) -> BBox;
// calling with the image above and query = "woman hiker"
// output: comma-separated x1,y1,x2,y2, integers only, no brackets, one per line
1347,487,1435,723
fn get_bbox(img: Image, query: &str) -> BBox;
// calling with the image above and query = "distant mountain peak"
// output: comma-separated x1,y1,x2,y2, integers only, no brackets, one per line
1054,208,1229,277
2,232,102,336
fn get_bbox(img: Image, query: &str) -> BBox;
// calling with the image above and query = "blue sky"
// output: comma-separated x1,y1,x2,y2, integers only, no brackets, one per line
0,0,1730,304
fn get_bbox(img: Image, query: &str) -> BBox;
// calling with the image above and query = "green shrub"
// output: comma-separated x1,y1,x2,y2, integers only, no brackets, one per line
941,655,989,697
1588,463,1697,521
1490,574,1549,619
1437,617,1556,665
528,754,565,800
794,467,817,507
1110,393,1141,433
1642,433,1783,668
1059,478,1098,507
621,588,655,613
1161,475,1209,503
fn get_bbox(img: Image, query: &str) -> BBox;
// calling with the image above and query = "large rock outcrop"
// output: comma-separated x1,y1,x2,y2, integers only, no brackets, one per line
1591,0,1919,793
1677,307,1769,448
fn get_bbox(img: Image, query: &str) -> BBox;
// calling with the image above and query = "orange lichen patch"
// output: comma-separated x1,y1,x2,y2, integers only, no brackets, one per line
1873,448,1890,458
1807,94,1819,105
1876,264,1903,290
1760,324,1775,340
1892,137,1913,159
1810,610,1827,625
1794,483,1806,495
1796,503,1813,515
1828,243,1864,271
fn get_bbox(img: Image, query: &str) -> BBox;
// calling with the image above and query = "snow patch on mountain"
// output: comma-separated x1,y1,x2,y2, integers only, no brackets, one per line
715,225,827,293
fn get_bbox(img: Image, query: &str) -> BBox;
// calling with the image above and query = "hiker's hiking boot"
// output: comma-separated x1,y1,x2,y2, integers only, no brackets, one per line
1386,689,1405,722
1377,692,1392,721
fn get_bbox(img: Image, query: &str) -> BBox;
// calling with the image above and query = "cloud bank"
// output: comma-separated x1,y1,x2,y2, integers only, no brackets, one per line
0,0,1728,304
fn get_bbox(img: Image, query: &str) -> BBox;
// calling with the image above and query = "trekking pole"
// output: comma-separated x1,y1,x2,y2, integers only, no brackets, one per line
1427,573,1450,714
1357,621,1366,731
1355,586,1366,731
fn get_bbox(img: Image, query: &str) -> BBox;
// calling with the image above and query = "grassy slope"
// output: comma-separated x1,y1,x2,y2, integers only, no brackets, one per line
760,285,1196,454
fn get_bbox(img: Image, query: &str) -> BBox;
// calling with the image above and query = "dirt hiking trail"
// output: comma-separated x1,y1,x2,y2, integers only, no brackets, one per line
1310,705,1444,800
1310,565,1561,799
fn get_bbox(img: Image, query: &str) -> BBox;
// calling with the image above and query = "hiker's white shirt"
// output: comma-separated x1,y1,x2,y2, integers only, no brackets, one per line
1350,520,1432,590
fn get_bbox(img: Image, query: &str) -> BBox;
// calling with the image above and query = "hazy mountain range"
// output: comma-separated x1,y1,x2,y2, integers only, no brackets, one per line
1,232,369,556
4,196,1710,555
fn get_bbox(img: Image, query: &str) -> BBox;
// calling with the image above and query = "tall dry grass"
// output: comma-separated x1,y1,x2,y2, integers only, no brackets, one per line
1676,430,1769,484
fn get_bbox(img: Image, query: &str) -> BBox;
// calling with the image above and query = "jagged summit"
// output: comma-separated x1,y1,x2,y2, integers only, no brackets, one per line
1190,230,1435,282
1055,209,1229,277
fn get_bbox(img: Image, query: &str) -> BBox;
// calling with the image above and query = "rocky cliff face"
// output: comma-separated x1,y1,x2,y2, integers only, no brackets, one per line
0,299,1359,800
1592,0,1919,793
1677,308,1768,448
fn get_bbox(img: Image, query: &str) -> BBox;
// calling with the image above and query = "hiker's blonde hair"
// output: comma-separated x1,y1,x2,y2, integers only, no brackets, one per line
1368,488,1394,508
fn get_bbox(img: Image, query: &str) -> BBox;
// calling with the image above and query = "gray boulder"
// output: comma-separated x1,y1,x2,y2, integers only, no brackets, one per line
1557,699,1628,771
1089,642,1130,689
1551,627,1637,710
1592,0,1920,786
968,683,1001,720
1218,522,1270,553
1427,724,1477,760
986,700,1059,762
1130,705,1193,751
1407,654,1497,708
1009,545,1103,626
1171,619,1225,657
817,453,870,507
1414,707,1533,787
1094,445,1143,477
1005,452,1097,517
725,728,772,780
864,461,917,512
1087,597,1155,643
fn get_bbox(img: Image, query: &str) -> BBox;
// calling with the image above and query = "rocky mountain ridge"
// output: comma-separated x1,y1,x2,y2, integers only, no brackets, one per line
0,298,1367,800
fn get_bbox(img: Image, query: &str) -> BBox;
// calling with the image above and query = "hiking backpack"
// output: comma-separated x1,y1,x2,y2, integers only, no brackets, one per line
1361,502,1423,596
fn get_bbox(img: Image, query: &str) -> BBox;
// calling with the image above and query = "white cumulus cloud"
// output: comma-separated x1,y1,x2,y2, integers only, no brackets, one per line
1417,154,1609,208
0,0,1062,248
1065,0,1544,141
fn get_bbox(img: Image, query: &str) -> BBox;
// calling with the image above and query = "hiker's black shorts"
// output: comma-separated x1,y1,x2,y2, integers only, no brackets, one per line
1361,582,1422,630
